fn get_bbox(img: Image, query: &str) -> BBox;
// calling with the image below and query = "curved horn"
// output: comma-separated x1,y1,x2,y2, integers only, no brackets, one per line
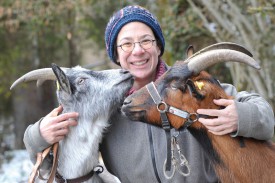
187,49,260,75
184,42,253,64
10,67,68,90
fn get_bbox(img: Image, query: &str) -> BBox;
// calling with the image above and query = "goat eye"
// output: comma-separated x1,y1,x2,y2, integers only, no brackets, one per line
78,78,85,85
170,83,178,90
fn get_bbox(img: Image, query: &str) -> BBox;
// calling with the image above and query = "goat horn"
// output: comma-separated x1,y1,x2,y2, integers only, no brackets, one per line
184,42,253,64
10,67,68,90
187,49,260,75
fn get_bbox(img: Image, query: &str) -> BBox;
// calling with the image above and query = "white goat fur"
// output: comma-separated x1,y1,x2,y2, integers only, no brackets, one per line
36,66,132,183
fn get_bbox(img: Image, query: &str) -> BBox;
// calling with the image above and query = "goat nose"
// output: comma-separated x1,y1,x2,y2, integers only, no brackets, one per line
120,69,130,74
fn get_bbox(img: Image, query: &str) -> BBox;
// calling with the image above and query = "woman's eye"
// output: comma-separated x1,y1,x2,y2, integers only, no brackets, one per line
122,42,132,47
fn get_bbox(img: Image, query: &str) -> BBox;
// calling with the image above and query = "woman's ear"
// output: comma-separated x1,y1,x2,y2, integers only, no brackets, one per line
114,50,121,65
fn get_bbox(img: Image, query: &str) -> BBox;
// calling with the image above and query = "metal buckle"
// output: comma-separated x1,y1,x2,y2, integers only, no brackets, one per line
157,101,168,113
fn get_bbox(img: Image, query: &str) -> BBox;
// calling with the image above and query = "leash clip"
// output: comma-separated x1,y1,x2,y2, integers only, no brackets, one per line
163,136,191,179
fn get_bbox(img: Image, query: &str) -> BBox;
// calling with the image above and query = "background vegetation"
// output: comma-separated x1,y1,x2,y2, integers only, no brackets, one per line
0,0,274,164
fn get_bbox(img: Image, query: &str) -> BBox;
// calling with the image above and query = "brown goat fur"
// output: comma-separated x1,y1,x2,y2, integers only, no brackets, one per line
122,64,275,183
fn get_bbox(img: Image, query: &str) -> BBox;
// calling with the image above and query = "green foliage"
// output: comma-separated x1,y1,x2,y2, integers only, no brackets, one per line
0,27,29,116
155,1,216,64
0,0,143,115
0,0,274,116
0,1,77,115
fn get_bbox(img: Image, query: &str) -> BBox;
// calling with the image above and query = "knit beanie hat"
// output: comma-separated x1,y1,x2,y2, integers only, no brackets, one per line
105,5,165,64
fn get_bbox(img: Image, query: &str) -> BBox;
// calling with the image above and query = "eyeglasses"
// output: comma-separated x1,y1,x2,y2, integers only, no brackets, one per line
117,39,156,53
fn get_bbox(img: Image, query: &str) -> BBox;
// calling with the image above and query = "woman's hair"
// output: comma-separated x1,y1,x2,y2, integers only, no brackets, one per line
105,5,165,65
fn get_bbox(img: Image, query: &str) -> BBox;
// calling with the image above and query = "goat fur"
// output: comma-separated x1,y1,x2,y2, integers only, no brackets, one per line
13,65,133,183
121,63,275,183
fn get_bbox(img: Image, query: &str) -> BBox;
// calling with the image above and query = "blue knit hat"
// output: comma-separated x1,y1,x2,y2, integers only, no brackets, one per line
105,5,165,64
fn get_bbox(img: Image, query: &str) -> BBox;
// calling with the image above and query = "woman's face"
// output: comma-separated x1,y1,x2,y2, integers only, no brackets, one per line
116,22,161,83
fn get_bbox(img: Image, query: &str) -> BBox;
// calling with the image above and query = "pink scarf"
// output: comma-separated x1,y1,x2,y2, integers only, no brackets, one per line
127,60,167,95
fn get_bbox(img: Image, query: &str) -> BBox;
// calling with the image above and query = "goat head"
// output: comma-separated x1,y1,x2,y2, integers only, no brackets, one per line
121,42,260,129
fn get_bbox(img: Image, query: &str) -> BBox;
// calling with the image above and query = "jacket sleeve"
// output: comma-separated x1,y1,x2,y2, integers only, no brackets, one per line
23,118,52,169
222,83,275,140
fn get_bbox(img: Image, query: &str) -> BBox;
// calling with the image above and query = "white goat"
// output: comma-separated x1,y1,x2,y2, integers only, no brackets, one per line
11,64,133,183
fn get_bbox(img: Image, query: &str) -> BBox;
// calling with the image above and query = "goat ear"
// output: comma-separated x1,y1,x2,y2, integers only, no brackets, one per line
52,63,72,95
186,45,194,58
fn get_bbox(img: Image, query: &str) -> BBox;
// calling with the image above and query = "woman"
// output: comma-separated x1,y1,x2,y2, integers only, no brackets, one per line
24,5,274,183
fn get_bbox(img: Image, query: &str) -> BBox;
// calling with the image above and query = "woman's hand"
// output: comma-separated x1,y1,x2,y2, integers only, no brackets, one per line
197,99,238,135
40,106,79,144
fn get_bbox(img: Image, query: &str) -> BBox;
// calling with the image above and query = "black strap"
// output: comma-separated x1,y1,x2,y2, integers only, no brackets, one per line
146,82,162,104
238,136,246,148
55,169,94,183
160,111,172,171
146,82,172,171
181,118,194,130
147,125,161,183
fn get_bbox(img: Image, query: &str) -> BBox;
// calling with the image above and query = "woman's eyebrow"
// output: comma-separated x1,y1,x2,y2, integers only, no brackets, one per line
140,34,155,39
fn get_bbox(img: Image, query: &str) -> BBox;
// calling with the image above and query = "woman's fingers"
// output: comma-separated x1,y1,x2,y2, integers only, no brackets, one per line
53,118,78,131
53,112,79,124
40,106,79,144
197,99,238,135
47,105,63,117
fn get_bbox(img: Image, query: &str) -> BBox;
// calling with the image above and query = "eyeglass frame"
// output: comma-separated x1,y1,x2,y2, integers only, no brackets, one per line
116,39,156,53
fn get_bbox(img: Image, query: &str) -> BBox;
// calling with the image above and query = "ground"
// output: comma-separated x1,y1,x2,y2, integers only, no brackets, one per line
0,150,32,183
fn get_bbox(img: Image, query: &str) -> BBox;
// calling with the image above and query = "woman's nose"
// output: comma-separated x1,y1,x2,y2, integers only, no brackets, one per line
132,43,145,54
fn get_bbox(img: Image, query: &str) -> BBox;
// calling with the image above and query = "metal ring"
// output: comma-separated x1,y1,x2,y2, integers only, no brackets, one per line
188,113,198,122
157,101,168,113
177,163,191,177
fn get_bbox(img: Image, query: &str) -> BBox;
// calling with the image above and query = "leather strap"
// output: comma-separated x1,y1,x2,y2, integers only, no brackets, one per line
28,146,51,183
55,169,95,183
28,142,59,183
49,143,59,182
54,163,104,183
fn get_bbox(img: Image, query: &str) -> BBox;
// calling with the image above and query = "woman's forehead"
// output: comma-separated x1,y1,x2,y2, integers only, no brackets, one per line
117,22,154,40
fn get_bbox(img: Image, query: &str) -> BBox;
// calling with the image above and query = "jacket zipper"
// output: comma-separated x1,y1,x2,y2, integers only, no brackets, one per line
147,124,161,183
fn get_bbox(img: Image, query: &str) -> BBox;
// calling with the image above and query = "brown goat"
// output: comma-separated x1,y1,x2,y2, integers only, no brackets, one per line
121,43,275,183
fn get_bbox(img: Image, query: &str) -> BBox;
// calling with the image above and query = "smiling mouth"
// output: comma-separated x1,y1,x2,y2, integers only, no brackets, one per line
131,59,148,66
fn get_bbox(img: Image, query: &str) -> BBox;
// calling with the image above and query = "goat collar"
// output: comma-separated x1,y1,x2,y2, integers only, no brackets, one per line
55,165,103,183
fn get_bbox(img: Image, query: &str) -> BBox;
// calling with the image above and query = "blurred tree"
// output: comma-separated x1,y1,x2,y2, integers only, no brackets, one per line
188,0,274,102
0,0,84,148
157,0,275,110
0,0,142,149
0,0,274,149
